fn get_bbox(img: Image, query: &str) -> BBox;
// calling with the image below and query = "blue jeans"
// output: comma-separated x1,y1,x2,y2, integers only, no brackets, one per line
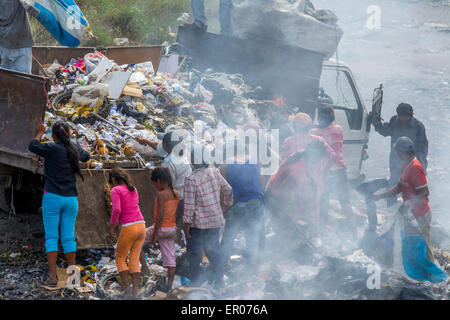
221,198,265,269
187,227,224,287
42,192,79,254
0,46,32,74
191,0,232,35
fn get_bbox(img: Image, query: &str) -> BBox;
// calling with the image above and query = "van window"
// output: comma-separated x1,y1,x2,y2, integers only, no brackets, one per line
319,69,359,110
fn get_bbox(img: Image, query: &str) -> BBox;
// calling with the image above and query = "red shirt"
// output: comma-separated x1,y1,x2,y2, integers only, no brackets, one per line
310,123,346,170
400,158,430,217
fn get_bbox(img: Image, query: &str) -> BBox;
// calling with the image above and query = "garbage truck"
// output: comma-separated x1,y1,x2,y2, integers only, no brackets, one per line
0,46,164,249
0,28,383,249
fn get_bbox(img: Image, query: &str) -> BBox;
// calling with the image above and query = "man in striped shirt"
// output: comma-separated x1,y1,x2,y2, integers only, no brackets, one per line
183,145,233,288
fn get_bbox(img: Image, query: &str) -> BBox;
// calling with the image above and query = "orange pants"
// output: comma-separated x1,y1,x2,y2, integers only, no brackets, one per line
115,223,146,273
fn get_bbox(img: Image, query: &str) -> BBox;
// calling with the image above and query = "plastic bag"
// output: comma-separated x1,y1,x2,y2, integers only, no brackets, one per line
21,0,93,48
71,83,109,106
84,51,106,74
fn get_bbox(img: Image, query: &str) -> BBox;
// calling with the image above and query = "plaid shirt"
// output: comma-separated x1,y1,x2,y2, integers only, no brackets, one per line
183,167,233,229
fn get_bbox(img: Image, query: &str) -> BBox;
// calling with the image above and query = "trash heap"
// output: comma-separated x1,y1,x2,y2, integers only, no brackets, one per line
70,244,187,300
41,51,276,169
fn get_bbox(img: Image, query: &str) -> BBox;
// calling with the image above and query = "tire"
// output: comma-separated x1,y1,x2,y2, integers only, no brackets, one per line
96,272,121,299
51,89,74,111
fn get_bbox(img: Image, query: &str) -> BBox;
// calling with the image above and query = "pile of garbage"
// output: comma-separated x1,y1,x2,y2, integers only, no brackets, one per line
72,244,187,300
230,0,343,58
41,50,274,169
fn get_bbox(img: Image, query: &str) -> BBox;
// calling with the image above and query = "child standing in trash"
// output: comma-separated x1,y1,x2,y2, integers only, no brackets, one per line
139,167,179,290
109,168,146,298
137,130,192,224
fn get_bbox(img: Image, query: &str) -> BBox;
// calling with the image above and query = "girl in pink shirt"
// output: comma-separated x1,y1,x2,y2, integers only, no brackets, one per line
109,168,146,298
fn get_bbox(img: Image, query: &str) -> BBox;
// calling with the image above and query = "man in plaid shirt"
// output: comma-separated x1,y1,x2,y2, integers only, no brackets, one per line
183,145,233,288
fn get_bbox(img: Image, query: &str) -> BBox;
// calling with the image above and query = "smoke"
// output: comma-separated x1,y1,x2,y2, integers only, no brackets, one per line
178,0,450,299
311,0,450,247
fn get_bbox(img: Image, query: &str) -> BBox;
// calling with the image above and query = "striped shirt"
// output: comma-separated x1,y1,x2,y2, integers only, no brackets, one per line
183,167,233,229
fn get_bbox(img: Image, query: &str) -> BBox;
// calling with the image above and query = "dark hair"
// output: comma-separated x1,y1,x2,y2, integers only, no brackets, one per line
109,167,135,192
52,121,83,181
318,105,335,128
190,144,209,169
162,131,183,154
396,103,413,117
151,167,177,198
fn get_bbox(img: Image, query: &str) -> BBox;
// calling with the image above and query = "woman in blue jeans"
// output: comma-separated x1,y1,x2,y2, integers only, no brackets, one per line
29,120,90,286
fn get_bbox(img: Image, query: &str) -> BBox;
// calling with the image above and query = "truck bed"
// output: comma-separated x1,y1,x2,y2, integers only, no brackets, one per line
176,25,325,116
0,46,164,249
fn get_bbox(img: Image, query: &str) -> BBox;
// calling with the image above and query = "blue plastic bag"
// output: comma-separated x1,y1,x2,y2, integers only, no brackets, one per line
22,0,92,47
401,232,448,284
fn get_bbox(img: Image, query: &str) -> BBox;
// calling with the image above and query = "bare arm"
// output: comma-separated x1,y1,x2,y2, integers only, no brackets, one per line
136,138,158,150
372,182,402,201
153,193,167,245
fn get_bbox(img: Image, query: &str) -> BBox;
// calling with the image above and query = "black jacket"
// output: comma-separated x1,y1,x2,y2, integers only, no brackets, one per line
29,140,90,197
374,115,428,172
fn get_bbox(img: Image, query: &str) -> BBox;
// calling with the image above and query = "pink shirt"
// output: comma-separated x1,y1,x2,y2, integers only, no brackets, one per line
311,123,346,170
110,184,144,226
281,132,336,160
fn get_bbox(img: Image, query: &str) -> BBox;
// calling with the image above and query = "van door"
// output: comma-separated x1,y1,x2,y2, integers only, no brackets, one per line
319,67,370,181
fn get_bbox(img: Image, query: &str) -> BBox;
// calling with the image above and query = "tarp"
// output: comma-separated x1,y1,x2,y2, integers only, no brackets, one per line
20,0,92,47
230,0,343,58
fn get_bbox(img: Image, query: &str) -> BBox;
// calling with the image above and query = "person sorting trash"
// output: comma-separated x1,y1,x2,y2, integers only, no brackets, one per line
219,137,265,273
139,167,179,290
372,137,447,283
183,144,233,289
137,131,192,225
281,112,336,161
373,103,429,207
266,140,331,237
109,168,146,298
29,120,90,287
311,105,358,238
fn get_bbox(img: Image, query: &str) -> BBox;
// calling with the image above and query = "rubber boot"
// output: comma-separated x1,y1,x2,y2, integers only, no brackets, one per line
130,272,141,298
119,270,131,297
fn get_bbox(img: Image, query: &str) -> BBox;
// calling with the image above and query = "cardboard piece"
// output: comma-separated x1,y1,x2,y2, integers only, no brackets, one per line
41,267,69,291
90,58,113,83
106,70,132,99
157,54,179,77
122,83,144,98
